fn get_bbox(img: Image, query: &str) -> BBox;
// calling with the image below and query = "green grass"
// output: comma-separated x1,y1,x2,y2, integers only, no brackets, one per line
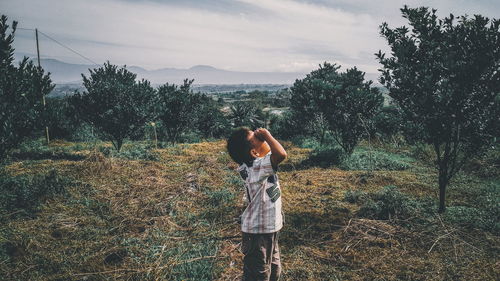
340,147,414,171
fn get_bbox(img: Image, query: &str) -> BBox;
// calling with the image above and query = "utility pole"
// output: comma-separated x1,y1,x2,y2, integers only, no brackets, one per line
36,28,50,145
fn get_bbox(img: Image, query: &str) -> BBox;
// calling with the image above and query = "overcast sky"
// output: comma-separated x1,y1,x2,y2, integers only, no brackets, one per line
2,0,499,75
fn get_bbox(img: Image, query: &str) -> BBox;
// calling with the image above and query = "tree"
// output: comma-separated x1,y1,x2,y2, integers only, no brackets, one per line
228,101,263,128
376,6,500,212
44,96,82,140
70,62,155,151
372,105,404,142
272,88,291,108
194,94,230,139
155,79,198,144
290,62,384,154
0,15,54,158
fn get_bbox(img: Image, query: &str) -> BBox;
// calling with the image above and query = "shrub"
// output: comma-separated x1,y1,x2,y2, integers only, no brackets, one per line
444,206,499,233
343,189,367,203
301,145,345,168
357,186,422,221
444,180,500,233
340,148,412,171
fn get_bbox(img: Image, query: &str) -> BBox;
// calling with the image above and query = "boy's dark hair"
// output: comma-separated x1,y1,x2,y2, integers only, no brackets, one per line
227,127,255,166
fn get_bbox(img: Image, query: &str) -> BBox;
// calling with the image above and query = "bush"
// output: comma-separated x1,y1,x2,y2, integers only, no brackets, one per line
357,186,423,221
340,148,412,171
444,180,500,233
301,145,345,168
462,145,500,177
290,136,321,149
343,189,367,203
444,206,499,233
0,169,70,215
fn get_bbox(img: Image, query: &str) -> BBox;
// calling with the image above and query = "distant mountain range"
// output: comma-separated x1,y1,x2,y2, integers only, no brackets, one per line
13,53,381,86
13,55,308,84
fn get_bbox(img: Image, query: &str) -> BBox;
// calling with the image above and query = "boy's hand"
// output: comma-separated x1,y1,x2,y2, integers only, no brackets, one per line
254,128,287,169
254,128,271,141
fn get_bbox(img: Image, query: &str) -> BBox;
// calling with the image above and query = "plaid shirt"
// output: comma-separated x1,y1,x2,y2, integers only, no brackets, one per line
237,152,283,234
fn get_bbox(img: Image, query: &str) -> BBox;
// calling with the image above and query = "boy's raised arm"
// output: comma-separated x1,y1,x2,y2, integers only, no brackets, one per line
255,128,287,170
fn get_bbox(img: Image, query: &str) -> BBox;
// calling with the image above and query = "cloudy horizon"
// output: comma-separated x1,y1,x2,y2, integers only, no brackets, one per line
3,0,499,76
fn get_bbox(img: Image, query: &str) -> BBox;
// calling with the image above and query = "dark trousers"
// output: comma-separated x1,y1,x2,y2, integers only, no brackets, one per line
242,231,281,281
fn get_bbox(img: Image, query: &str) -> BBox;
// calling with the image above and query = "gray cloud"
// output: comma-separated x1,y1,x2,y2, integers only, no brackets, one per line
2,0,499,75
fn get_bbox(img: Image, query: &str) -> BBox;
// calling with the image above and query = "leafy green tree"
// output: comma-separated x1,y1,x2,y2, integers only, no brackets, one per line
376,6,500,212
70,62,155,151
155,79,199,144
44,96,83,140
0,15,54,158
194,94,230,139
228,101,263,128
272,88,291,108
290,62,384,154
372,105,403,141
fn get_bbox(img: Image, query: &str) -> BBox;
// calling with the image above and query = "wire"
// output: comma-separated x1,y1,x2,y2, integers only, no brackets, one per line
37,30,101,66
17,27,101,66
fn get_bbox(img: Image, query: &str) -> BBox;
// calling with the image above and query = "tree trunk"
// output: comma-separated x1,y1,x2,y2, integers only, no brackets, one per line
319,128,325,146
438,169,448,213
113,138,123,152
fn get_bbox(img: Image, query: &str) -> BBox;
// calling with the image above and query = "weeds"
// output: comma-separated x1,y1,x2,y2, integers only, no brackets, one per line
0,169,71,215
10,139,85,161
340,147,413,171
98,142,160,161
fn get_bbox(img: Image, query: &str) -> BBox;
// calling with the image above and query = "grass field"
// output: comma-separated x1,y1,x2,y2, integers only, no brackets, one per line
1,139,498,280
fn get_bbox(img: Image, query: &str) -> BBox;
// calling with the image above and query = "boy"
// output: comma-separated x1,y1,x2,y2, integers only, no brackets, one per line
227,127,287,281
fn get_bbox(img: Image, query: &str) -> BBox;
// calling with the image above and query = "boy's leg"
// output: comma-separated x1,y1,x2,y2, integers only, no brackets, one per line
242,232,274,281
270,232,281,281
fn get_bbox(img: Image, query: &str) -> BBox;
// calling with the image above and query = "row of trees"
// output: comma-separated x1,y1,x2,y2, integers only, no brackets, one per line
69,63,229,151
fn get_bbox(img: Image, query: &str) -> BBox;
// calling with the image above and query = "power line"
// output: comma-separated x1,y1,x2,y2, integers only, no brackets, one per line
38,30,100,66
17,27,101,66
